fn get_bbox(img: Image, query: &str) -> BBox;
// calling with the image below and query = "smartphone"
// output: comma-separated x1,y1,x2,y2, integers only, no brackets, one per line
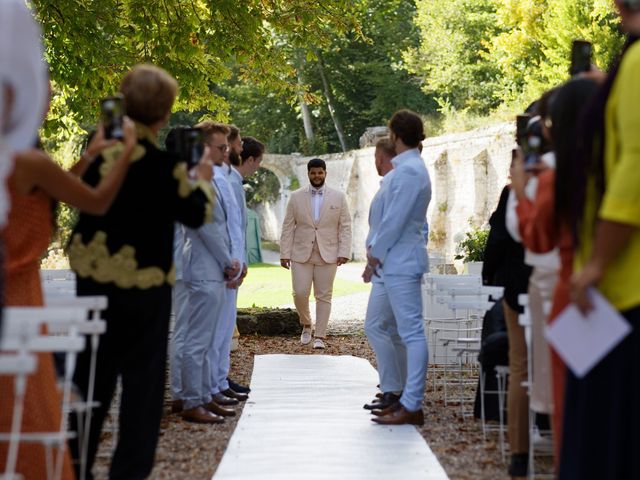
100,95,125,140
181,127,205,169
516,114,531,149
570,40,592,76
510,148,518,167
166,127,204,169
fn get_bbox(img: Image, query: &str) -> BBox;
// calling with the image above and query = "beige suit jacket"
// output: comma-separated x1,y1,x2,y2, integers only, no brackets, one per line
280,185,352,264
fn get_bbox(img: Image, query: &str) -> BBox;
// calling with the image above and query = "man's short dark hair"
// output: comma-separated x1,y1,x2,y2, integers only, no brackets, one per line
227,124,240,142
307,158,326,171
389,109,426,148
236,136,265,166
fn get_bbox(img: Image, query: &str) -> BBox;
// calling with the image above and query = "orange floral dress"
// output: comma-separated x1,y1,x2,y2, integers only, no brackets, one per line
0,175,74,479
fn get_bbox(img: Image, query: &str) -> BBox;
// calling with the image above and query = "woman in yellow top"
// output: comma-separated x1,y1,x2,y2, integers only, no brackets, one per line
563,1,640,478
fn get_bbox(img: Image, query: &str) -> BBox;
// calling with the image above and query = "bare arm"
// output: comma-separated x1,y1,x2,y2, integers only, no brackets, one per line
571,220,636,313
68,124,118,177
14,117,137,215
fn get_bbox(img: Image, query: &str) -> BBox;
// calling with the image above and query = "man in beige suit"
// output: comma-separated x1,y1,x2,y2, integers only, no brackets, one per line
280,158,352,348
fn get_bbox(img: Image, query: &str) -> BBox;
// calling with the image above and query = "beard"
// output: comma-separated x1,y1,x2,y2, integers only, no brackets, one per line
310,177,325,188
229,150,241,166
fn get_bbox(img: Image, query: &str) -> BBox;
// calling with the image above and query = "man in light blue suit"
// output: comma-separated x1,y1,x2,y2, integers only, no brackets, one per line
363,138,407,412
367,110,432,426
200,122,248,406
179,127,241,424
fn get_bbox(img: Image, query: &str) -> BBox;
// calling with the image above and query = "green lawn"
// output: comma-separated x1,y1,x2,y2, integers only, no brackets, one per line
237,263,370,308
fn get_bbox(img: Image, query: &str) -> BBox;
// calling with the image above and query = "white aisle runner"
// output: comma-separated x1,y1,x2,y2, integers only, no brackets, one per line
213,354,449,480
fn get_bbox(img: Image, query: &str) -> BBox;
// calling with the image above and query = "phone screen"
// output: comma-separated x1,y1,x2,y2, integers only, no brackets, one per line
183,128,205,169
101,95,125,140
570,40,592,76
516,115,531,149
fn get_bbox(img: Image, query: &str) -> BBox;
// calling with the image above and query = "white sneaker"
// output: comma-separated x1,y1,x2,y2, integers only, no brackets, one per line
300,328,312,345
313,338,325,349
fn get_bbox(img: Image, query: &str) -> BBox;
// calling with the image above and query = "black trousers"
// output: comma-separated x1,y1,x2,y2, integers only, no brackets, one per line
559,306,640,480
69,279,171,480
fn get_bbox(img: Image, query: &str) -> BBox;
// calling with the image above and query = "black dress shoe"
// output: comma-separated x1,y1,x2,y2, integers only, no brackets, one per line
222,388,248,402
212,392,239,406
227,378,251,394
363,392,401,410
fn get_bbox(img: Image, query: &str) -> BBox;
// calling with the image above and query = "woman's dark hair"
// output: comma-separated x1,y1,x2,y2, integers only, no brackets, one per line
388,109,426,148
307,158,326,171
573,35,639,238
238,136,265,166
550,78,598,228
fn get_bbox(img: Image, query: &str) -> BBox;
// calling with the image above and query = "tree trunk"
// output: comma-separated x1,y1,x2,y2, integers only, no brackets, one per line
295,51,315,141
316,50,348,152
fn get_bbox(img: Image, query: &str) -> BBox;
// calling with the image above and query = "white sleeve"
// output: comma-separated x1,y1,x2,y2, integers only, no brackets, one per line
505,188,522,243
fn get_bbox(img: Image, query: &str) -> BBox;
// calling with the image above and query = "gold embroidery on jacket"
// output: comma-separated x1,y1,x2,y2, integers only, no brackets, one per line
99,144,145,177
68,231,171,289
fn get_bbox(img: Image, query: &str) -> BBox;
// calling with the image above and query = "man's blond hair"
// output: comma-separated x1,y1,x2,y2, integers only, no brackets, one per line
195,120,230,141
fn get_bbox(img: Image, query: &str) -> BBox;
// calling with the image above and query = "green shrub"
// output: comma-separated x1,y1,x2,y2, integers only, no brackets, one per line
454,227,489,262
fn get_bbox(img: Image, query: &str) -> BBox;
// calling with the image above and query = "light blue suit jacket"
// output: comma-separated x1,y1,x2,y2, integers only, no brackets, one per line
182,181,232,282
369,148,432,276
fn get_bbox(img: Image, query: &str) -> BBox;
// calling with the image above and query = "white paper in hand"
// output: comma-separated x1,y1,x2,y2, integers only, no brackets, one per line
544,289,631,378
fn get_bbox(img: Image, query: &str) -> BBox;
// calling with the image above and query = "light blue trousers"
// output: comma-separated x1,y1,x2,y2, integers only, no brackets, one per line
375,274,428,412
170,279,189,399
181,280,225,410
208,287,237,394
364,280,407,393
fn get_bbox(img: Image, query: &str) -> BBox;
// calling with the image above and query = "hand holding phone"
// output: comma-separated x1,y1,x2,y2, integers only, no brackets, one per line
570,40,592,76
100,94,125,140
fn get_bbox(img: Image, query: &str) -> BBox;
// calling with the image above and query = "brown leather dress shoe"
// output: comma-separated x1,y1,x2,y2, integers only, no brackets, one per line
181,406,224,424
212,392,239,406
171,399,183,414
371,401,401,417
363,392,400,410
371,406,424,426
205,400,236,417
222,388,249,402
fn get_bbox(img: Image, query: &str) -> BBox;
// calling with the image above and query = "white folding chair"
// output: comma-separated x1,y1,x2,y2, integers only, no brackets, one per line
518,294,554,479
1,306,89,480
479,363,509,461
0,345,38,480
44,296,107,480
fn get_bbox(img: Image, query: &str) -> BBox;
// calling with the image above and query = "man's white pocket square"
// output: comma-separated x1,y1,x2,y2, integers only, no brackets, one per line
330,205,339,209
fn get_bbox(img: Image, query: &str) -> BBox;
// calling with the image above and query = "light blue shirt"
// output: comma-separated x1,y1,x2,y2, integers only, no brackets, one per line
369,148,432,276
214,163,244,264
228,166,247,264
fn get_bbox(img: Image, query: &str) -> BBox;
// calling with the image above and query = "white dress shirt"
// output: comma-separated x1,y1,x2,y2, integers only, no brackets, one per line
310,185,325,222
0,0,48,226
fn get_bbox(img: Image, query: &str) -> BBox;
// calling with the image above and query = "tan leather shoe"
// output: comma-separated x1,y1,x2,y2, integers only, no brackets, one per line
171,399,183,414
371,401,401,417
181,406,224,424
300,327,312,345
371,406,424,426
212,392,239,406
205,400,236,417
222,388,248,402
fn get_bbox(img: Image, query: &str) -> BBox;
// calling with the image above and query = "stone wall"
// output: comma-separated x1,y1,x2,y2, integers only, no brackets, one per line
259,122,515,261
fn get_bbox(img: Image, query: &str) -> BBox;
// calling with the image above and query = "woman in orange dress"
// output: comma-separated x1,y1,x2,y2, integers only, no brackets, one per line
511,78,599,466
0,119,136,479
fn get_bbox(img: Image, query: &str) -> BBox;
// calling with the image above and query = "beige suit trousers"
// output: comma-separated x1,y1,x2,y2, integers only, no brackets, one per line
290,242,337,338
